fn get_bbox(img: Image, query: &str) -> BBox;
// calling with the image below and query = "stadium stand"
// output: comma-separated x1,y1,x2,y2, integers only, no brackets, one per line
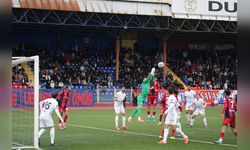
167,49,237,90
12,41,236,90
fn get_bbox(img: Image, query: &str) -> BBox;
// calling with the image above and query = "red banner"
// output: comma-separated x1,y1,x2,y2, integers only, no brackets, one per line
137,89,226,104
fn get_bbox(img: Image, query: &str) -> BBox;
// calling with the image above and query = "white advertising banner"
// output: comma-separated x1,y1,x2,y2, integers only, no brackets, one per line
172,0,237,21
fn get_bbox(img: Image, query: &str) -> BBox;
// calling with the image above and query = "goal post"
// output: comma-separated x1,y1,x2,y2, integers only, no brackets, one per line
12,56,39,149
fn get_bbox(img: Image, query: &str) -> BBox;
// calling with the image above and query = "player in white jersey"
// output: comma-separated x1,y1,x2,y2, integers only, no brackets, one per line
158,88,188,144
190,93,208,128
114,87,128,131
39,93,65,146
170,90,188,140
184,87,196,125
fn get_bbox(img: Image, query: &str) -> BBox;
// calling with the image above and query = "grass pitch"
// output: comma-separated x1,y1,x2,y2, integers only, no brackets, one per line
32,107,237,150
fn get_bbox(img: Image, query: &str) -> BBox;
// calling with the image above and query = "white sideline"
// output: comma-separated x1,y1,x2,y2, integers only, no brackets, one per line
69,124,238,148
12,142,42,150
12,142,34,150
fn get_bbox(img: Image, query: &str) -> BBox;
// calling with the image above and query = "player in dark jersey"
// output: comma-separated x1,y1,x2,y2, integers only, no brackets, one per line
213,90,238,144
147,78,160,122
57,85,71,129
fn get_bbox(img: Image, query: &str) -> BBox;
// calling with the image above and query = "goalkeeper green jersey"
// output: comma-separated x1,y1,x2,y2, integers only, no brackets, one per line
137,74,154,104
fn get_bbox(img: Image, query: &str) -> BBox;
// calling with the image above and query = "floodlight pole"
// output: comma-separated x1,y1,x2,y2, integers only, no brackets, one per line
115,39,120,81
162,39,167,81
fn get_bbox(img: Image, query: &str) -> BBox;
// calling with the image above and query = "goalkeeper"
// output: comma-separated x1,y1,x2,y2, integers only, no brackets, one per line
128,67,155,123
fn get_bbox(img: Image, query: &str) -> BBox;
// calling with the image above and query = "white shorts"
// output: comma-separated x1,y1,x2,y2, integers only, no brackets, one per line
114,105,125,114
165,113,178,125
185,103,194,111
193,109,205,116
40,114,54,128
176,111,181,121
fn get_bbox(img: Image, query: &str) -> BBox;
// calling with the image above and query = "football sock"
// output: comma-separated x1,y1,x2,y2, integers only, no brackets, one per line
147,111,150,118
190,118,194,126
203,117,207,127
50,127,55,144
171,129,176,137
115,115,119,127
159,113,163,122
137,108,142,117
188,115,192,122
186,114,189,122
176,127,186,138
160,129,164,136
219,132,224,141
131,108,138,118
64,115,68,123
122,116,126,126
153,111,156,118
38,128,46,138
163,127,170,142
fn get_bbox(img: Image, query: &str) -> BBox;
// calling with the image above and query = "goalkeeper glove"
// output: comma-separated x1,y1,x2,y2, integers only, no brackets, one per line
150,68,155,76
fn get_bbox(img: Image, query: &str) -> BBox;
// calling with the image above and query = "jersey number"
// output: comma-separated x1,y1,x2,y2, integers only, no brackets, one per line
42,101,52,110
230,101,234,110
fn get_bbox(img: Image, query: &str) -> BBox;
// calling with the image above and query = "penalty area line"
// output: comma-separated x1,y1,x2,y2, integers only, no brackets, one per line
69,124,237,148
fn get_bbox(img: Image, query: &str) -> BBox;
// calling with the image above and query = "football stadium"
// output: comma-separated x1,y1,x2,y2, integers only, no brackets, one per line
12,0,237,150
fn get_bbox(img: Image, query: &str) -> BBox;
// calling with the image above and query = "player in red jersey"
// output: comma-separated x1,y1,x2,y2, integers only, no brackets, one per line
158,93,168,138
57,85,71,129
213,90,238,144
147,78,160,122
158,93,168,126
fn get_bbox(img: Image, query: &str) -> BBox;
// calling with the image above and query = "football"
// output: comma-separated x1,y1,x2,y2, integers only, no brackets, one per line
158,62,165,68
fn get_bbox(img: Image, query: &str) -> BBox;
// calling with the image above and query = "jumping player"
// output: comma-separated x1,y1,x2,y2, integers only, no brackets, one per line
213,90,238,144
147,78,160,122
184,87,196,125
57,85,71,129
158,88,188,144
128,67,155,123
114,87,129,131
39,93,65,146
190,93,208,128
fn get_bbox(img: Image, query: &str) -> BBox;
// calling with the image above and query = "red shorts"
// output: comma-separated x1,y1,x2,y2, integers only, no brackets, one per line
161,107,167,113
59,107,69,113
147,96,157,105
222,118,236,128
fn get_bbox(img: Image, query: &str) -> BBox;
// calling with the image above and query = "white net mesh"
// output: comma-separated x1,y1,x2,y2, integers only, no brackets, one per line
12,57,39,149
97,88,132,103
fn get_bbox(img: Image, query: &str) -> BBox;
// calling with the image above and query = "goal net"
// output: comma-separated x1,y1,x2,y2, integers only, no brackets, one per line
96,88,133,103
12,56,39,149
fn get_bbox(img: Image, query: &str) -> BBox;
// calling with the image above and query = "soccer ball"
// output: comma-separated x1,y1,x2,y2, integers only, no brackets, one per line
158,62,165,68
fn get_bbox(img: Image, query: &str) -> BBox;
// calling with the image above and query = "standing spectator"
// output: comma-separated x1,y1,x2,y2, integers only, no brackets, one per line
132,87,138,106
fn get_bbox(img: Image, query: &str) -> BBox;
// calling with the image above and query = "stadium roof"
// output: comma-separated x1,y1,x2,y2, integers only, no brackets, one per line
12,9,237,34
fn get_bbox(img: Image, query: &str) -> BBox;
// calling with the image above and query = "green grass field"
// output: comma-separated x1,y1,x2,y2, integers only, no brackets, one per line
36,107,237,150
13,107,237,150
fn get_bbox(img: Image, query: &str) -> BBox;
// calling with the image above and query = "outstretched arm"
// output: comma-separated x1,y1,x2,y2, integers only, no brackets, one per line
55,108,64,123
143,68,155,84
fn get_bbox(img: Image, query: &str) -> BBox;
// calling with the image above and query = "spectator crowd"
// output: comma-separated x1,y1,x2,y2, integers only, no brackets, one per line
12,42,237,90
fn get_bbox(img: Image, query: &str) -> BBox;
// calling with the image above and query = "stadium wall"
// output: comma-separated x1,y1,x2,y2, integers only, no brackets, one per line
12,88,94,108
12,87,231,108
